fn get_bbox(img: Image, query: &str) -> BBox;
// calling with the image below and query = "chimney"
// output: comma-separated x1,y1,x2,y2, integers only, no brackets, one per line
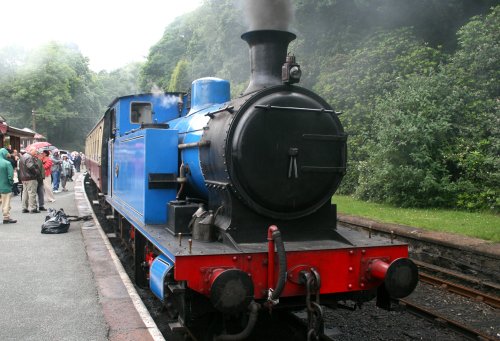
241,30,296,95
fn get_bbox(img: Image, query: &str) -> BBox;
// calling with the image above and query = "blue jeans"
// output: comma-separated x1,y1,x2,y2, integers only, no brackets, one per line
52,171,61,191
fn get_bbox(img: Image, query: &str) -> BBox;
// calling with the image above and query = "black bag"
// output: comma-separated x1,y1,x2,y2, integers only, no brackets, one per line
41,208,70,234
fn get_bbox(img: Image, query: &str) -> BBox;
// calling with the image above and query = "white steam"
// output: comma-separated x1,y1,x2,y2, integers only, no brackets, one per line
151,84,181,108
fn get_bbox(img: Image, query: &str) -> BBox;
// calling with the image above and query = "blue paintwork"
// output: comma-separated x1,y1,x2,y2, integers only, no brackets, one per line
150,254,174,301
191,77,230,111
115,93,187,137
169,78,231,197
112,128,178,224
105,80,231,294
105,194,178,260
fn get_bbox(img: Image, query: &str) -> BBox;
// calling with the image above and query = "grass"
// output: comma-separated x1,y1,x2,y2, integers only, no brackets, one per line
332,195,500,242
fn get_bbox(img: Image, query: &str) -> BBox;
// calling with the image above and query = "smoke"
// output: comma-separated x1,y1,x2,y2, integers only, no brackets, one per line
150,84,181,108
150,84,163,95
243,0,294,31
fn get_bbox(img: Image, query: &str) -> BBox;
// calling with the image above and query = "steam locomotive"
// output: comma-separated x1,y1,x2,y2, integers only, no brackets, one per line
85,29,418,340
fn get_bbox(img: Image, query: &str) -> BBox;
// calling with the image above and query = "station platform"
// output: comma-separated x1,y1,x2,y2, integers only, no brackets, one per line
0,173,163,341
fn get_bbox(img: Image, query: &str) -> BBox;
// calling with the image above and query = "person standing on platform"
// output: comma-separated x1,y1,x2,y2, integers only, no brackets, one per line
73,152,81,173
41,150,55,203
8,149,20,196
0,148,16,223
61,155,72,192
51,149,62,193
19,147,41,213
35,152,46,211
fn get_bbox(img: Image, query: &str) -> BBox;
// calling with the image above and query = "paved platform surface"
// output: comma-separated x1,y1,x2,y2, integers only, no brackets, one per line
0,173,161,341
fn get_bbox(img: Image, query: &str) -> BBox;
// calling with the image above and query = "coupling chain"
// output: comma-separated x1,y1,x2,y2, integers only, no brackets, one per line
304,269,324,341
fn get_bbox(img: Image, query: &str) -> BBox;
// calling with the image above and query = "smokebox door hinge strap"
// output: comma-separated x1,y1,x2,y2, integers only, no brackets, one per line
288,147,299,179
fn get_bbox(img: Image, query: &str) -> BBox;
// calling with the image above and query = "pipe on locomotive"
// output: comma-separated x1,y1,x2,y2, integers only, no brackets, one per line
267,225,287,304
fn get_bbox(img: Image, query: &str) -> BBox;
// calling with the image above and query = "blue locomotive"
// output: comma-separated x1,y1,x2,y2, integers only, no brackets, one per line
86,29,418,340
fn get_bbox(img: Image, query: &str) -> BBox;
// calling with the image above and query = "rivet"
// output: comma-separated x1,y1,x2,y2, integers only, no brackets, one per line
348,267,353,272
232,256,237,261
360,283,365,288
361,249,366,254
349,250,354,255
247,273,252,277
348,284,353,289
247,255,252,260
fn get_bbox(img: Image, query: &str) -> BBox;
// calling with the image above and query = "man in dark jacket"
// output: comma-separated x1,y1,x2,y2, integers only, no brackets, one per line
0,148,16,223
19,147,41,213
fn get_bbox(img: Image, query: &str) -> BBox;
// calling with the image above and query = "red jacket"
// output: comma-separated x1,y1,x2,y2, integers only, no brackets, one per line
42,156,53,177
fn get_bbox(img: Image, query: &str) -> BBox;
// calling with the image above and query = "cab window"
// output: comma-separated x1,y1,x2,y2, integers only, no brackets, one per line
131,102,152,124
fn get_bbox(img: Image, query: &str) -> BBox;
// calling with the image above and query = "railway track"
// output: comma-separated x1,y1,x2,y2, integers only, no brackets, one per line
416,260,500,309
397,298,497,341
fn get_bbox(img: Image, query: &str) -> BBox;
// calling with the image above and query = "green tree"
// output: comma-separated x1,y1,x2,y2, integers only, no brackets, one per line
356,6,499,211
167,60,191,92
95,62,142,108
0,42,98,150
356,74,458,207
441,5,500,210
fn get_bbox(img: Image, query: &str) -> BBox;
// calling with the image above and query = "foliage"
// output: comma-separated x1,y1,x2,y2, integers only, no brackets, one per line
441,6,500,210
94,63,142,108
355,6,499,211
355,74,456,207
167,60,191,92
139,1,247,95
0,42,98,149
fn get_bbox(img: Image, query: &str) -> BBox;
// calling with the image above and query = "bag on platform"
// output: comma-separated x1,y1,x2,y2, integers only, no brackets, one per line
40,209,92,234
41,208,70,234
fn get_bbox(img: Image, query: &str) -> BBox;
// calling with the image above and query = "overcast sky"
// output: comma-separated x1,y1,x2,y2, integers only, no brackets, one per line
0,0,202,72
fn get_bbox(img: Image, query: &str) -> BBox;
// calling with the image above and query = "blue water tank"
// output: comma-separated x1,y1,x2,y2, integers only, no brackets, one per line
190,77,230,112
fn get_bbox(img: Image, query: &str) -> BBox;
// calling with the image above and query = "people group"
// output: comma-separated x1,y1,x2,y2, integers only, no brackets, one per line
0,145,85,224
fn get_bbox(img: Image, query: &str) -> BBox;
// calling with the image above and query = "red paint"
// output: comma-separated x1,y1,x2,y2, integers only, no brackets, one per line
368,259,390,280
129,226,135,241
175,245,409,299
86,159,102,190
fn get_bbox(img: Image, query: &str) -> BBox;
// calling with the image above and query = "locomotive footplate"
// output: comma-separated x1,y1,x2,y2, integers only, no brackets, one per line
108,194,415,299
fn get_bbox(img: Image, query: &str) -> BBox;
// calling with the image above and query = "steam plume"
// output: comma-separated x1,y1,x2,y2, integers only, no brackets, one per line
243,0,294,31
151,84,180,108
